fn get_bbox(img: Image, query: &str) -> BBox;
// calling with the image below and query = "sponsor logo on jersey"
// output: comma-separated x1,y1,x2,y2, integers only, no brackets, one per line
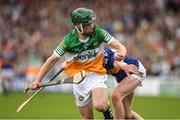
73,49,98,61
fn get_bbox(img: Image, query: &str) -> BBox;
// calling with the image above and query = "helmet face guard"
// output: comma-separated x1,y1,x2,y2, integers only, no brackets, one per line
70,8,96,36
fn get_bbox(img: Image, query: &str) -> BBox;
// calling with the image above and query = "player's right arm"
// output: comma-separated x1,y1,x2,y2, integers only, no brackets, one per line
29,53,59,89
28,39,68,90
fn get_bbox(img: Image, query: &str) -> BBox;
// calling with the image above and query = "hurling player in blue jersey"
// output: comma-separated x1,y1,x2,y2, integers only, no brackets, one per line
103,48,146,119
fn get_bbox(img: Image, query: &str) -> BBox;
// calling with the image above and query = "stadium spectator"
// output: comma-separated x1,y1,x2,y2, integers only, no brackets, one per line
0,40,16,95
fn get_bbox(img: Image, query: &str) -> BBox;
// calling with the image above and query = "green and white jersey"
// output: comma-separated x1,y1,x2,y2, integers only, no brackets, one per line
54,25,113,58
54,25,113,76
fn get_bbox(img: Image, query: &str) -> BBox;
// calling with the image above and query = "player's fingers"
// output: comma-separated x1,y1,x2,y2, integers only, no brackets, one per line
28,82,38,90
115,56,124,61
130,64,138,70
129,65,139,71
131,68,142,76
129,66,139,75
114,52,124,61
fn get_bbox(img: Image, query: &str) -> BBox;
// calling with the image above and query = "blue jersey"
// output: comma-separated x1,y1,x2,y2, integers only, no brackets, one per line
103,48,139,83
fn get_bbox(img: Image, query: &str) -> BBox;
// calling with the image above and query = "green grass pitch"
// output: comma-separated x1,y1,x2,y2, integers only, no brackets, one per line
0,93,180,119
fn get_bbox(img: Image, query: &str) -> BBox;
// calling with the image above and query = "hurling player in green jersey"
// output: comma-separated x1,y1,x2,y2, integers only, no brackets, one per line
28,7,128,119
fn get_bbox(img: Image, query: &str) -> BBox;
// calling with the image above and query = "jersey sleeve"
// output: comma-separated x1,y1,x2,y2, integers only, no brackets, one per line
100,28,114,44
54,38,68,57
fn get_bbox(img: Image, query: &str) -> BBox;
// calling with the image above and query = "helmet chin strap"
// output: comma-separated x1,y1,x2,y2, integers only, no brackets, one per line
75,23,94,37
75,24,84,34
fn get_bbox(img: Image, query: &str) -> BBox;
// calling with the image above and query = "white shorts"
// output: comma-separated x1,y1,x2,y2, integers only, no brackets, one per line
130,61,146,82
73,72,107,107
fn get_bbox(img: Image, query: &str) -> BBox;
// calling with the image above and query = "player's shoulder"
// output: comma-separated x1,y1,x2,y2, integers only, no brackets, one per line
64,29,78,42
94,25,112,41
94,25,105,33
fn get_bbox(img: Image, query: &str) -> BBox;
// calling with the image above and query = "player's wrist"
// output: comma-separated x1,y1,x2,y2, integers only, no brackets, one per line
33,80,40,85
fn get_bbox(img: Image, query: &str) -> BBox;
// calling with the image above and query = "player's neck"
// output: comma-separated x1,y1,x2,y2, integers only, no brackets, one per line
78,32,88,40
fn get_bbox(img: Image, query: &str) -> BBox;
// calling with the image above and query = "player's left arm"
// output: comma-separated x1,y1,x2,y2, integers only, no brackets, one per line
109,38,127,61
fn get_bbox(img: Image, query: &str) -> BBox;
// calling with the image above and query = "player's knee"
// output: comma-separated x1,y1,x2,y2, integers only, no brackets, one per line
112,91,122,103
93,101,108,112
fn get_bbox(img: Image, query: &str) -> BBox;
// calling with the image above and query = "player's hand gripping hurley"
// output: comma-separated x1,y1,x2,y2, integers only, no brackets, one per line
24,70,86,93
16,69,86,113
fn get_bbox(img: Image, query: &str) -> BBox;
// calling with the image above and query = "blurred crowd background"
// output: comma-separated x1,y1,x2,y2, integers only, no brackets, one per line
0,0,180,94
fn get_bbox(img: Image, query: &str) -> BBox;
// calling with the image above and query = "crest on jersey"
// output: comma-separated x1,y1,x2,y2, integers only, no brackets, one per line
93,41,98,46
78,96,84,101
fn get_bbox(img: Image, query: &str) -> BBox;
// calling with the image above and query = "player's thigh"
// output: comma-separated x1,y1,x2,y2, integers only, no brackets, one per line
73,73,107,107
92,87,109,104
91,73,109,108
114,76,140,97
